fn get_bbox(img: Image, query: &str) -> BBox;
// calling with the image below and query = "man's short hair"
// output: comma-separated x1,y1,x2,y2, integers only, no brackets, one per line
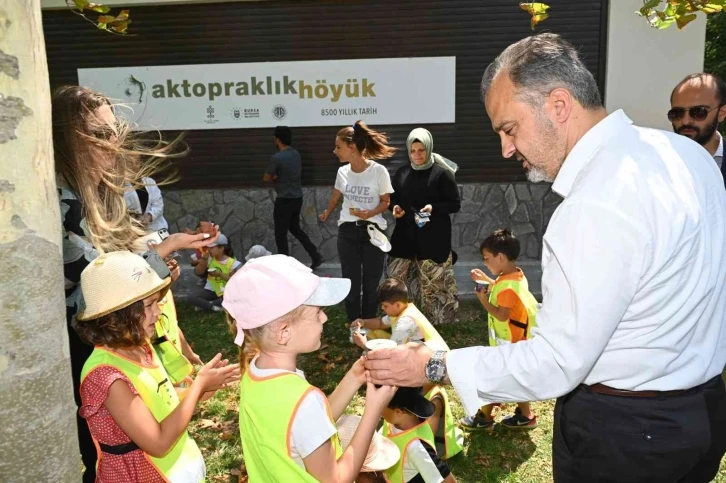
274,126,292,145
480,229,521,261
480,33,602,110
378,278,409,304
670,73,726,105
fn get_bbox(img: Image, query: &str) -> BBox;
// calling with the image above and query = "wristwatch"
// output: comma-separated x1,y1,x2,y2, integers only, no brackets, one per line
425,350,447,384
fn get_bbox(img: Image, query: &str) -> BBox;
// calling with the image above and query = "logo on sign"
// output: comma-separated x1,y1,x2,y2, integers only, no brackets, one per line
231,107,242,120
205,105,218,124
272,105,287,121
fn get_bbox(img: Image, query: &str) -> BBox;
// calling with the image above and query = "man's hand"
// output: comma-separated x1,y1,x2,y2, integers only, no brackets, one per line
364,342,435,387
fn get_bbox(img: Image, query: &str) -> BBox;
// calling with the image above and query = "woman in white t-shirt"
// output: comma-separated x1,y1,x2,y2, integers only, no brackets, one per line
319,121,397,323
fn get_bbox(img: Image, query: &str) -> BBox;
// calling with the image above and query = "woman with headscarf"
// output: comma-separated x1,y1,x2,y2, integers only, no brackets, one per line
387,128,461,325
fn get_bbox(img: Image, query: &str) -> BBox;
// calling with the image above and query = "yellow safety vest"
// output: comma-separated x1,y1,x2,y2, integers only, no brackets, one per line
488,277,538,347
207,257,236,296
390,304,449,351
153,291,194,385
239,368,342,482
424,385,464,460
382,420,437,483
80,345,205,481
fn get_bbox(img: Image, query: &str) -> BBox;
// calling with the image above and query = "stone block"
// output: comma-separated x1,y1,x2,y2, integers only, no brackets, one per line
255,198,274,222
242,219,271,250
512,204,529,223
544,203,558,230
544,189,562,207
232,196,255,223
164,191,182,203
512,223,536,236
164,198,184,225
320,238,339,262
224,190,240,203
175,214,199,233
305,225,324,246
244,189,268,203
213,190,224,204
527,235,540,258
484,184,505,208
451,225,461,248
499,184,508,192
505,185,517,215
209,204,234,225
462,223,481,246
461,184,477,201
223,215,244,238
525,201,543,234
460,200,480,214
315,187,331,214
474,184,491,203
181,190,214,214
301,195,319,225
515,184,531,201
478,203,510,239
454,212,480,224
530,184,550,200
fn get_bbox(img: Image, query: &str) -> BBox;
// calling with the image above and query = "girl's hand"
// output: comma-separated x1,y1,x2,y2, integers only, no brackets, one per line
364,383,398,414
319,209,329,222
392,205,406,219
356,210,373,220
156,228,221,259
195,353,240,393
347,356,367,385
420,204,433,214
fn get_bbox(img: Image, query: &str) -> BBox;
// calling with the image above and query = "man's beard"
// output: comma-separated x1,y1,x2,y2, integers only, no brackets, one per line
525,165,553,183
676,115,720,147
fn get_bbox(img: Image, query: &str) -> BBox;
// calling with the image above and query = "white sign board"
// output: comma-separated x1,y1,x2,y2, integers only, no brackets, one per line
78,57,456,130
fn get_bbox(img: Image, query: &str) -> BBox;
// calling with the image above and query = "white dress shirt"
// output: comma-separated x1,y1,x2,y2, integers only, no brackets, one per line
447,110,726,414
124,176,169,232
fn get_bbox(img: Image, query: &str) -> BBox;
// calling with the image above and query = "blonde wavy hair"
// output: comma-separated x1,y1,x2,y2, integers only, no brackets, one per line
52,86,187,253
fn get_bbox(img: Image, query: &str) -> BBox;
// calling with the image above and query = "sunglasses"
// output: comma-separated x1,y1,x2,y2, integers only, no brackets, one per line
667,105,722,122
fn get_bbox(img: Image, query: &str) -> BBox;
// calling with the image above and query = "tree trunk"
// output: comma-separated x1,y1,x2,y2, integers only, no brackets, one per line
0,1,81,481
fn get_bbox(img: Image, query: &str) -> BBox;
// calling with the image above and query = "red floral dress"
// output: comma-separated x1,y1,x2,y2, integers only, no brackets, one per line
79,347,165,483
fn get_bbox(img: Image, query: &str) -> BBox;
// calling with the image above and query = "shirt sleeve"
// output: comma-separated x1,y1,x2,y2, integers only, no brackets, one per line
496,289,519,309
377,164,394,195
290,389,337,459
231,260,242,271
390,316,422,345
407,440,450,483
430,169,461,215
265,155,279,176
143,178,164,223
446,199,647,414
334,167,345,192
380,315,392,328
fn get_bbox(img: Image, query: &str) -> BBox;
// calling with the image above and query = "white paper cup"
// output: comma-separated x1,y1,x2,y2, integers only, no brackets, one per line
474,279,490,292
365,339,397,351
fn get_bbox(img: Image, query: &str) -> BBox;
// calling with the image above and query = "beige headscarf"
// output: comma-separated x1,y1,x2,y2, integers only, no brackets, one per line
407,127,458,174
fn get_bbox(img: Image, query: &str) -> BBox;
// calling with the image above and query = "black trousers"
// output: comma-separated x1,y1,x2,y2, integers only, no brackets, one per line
187,287,222,311
273,197,319,258
337,222,385,321
553,376,726,483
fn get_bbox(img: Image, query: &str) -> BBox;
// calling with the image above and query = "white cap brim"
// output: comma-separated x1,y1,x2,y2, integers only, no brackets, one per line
304,277,351,307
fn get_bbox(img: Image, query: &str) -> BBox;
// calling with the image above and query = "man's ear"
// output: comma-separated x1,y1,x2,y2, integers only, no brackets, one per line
548,87,574,124
717,104,726,124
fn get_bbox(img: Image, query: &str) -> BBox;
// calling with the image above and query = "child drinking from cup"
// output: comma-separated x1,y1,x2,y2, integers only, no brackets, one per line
76,251,240,482
190,233,240,312
222,254,397,482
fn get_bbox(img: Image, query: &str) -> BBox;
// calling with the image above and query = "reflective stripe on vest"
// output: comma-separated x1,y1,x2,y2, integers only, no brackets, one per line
153,291,193,385
487,277,538,347
239,370,342,481
390,304,449,351
80,346,205,481
424,385,464,460
382,420,437,483
207,257,236,296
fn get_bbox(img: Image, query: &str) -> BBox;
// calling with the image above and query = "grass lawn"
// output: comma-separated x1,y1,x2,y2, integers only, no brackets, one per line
177,300,726,483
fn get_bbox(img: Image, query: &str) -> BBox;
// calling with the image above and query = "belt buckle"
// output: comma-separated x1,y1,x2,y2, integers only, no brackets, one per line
355,219,367,226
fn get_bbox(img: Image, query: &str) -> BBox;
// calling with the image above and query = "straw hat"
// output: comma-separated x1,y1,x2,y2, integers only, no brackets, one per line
76,251,171,321
336,415,400,472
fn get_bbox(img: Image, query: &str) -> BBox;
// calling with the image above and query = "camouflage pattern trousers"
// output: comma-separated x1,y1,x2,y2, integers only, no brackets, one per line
385,253,459,325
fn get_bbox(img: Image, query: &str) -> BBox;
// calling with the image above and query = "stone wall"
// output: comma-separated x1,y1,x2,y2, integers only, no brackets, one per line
163,182,562,267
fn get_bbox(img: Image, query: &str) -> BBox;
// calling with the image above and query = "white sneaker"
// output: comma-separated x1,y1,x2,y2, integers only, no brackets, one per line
212,305,223,312
367,225,391,252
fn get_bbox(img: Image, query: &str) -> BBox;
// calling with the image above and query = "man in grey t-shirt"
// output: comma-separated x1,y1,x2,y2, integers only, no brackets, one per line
263,126,324,269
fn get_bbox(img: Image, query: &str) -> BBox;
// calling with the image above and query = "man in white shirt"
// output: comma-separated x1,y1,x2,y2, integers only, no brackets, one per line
669,73,725,188
366,33,726,482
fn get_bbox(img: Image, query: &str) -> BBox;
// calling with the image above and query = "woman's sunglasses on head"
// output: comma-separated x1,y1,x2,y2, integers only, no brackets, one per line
667,105,723,122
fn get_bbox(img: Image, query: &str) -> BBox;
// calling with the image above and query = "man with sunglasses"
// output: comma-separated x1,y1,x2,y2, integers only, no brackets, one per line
670,73,725,182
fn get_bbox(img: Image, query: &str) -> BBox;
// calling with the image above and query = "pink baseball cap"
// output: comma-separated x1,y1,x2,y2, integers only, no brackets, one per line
222,254,351,345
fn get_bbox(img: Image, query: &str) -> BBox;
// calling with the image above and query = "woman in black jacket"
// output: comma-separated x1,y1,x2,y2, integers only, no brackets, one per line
387,128,461,324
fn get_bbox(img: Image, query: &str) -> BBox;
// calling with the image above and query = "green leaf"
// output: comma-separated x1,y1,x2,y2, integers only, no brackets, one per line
639,0,662,16
72,0,88,11
109,19,131,34
700,3,724,14
86,2,111,13
520,2,550,29
97,15,115,24
676,12,698,28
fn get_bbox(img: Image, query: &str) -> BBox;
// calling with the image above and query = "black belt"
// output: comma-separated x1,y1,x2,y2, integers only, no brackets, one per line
100,441,140,455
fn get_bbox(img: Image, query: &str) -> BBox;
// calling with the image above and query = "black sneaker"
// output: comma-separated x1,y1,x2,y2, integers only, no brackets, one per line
310,254,324,270
501,407,537,429
459,412,494,431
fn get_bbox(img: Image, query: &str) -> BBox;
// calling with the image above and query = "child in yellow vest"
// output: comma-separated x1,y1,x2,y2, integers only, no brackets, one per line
351,279,464,460
76,251,240,482
460,229,539,431
381,387,457,483
222,254,398,482
190,233,241,312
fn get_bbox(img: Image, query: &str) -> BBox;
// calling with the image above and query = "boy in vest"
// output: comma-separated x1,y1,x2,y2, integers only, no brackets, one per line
223,255,397,482
351,279,464,460
460,229,539,431
382,387,456,483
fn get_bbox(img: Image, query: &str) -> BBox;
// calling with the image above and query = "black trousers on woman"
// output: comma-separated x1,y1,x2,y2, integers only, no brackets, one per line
337,221,385,321
553,376,726,483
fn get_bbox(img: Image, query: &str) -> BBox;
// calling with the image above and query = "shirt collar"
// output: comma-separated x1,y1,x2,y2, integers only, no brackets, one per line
551,109,633,198
716,131,723,159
